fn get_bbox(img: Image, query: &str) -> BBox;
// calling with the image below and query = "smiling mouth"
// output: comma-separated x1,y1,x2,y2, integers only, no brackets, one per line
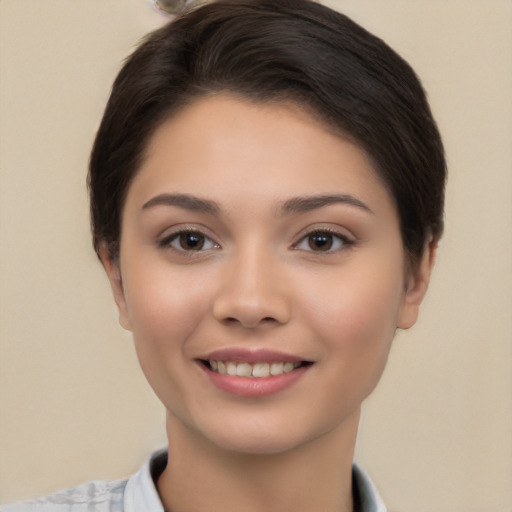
200,360,313,378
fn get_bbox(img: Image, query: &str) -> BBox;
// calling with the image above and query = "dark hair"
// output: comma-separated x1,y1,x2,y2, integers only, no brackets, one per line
88,0,446,270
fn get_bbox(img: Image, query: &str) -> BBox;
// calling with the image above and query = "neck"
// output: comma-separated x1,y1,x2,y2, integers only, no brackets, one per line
157,410,360,512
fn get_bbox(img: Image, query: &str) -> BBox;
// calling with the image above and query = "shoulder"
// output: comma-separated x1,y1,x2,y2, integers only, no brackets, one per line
0,448,167,512
0,478,128,512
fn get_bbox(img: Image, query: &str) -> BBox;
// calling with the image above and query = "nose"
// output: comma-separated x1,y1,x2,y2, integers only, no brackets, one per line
212,248,292,329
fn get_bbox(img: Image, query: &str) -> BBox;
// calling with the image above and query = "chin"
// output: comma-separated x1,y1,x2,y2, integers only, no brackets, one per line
196,414,339,457
214,433,309,456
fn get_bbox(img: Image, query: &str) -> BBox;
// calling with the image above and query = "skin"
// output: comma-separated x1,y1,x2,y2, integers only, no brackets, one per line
102,95,435,512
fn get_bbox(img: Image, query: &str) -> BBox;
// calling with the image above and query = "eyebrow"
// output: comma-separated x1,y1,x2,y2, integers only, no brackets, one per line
141,192,373,217
142,193,220,215
281,194,373,215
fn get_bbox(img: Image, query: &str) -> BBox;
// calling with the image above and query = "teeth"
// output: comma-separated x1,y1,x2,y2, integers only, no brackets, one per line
208,360,302,378
283,362,295,373
227,362,237,376
252,362,270,378
270,362,283,375
236,362,252,377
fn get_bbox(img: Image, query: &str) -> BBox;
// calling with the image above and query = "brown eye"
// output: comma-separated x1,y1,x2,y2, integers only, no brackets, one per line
308,232,334,251
179,232,205,250
159,230,219,252
294,230,353,253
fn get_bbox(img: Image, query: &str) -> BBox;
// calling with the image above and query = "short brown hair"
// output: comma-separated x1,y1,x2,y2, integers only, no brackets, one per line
88,0,446,270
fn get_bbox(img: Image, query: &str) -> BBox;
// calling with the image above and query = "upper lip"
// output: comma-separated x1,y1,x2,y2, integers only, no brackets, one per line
198,348,310,364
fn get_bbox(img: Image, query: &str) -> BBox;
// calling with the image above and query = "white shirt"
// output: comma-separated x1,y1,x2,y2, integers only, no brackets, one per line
1,449,387,512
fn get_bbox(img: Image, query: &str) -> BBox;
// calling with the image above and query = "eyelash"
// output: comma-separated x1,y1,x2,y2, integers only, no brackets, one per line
158,227,354,254
293,229,355,253
158,228,220,252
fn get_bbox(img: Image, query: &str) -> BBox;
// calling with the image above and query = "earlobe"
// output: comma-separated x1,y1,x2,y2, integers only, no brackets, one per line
397,238,438,330
99,245,132,331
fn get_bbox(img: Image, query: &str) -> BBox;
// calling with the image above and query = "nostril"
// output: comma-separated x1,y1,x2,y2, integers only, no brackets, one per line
222,316,277,328
213,287,292,328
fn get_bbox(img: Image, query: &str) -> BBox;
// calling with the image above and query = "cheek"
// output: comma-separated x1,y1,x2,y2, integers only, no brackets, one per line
119,262,217,411
119,260,218,391
123,261,212,336
300,264,405,382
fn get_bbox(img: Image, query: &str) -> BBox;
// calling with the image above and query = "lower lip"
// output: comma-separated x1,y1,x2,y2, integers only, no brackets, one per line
200,364,311,397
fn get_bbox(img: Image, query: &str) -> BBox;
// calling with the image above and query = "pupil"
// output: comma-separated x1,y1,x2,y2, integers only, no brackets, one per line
309,233,332,251
180,232,204,250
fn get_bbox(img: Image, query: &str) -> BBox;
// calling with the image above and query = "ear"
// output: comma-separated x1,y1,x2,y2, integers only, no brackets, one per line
99,245,132,331
396,238,438,330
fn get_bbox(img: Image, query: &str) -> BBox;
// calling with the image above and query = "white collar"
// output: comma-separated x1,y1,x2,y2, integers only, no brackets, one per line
125,449,387,512
123,449,166,512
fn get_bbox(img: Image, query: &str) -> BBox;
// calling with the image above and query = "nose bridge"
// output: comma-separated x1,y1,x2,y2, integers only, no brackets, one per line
213,239,291,328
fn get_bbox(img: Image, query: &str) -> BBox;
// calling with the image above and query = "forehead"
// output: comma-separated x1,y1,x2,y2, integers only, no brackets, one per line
125,94,396,219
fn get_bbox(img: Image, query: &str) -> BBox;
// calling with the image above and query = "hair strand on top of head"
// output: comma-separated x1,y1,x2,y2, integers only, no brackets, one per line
88,0,446,274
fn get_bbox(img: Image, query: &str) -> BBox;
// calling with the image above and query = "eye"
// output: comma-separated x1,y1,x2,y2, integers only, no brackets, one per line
159,229,219,252
294,229,353,252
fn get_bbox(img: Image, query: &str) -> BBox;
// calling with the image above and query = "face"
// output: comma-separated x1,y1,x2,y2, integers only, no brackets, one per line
104,95,431,455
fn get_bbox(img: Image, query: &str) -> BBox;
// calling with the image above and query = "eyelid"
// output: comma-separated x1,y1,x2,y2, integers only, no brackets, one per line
292,226,356,252
157,225,221,251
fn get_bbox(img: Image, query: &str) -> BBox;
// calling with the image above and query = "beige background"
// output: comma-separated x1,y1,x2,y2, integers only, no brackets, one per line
1,1,511,510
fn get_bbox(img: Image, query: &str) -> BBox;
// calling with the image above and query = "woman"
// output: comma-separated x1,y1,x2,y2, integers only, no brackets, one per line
2,0,445,510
